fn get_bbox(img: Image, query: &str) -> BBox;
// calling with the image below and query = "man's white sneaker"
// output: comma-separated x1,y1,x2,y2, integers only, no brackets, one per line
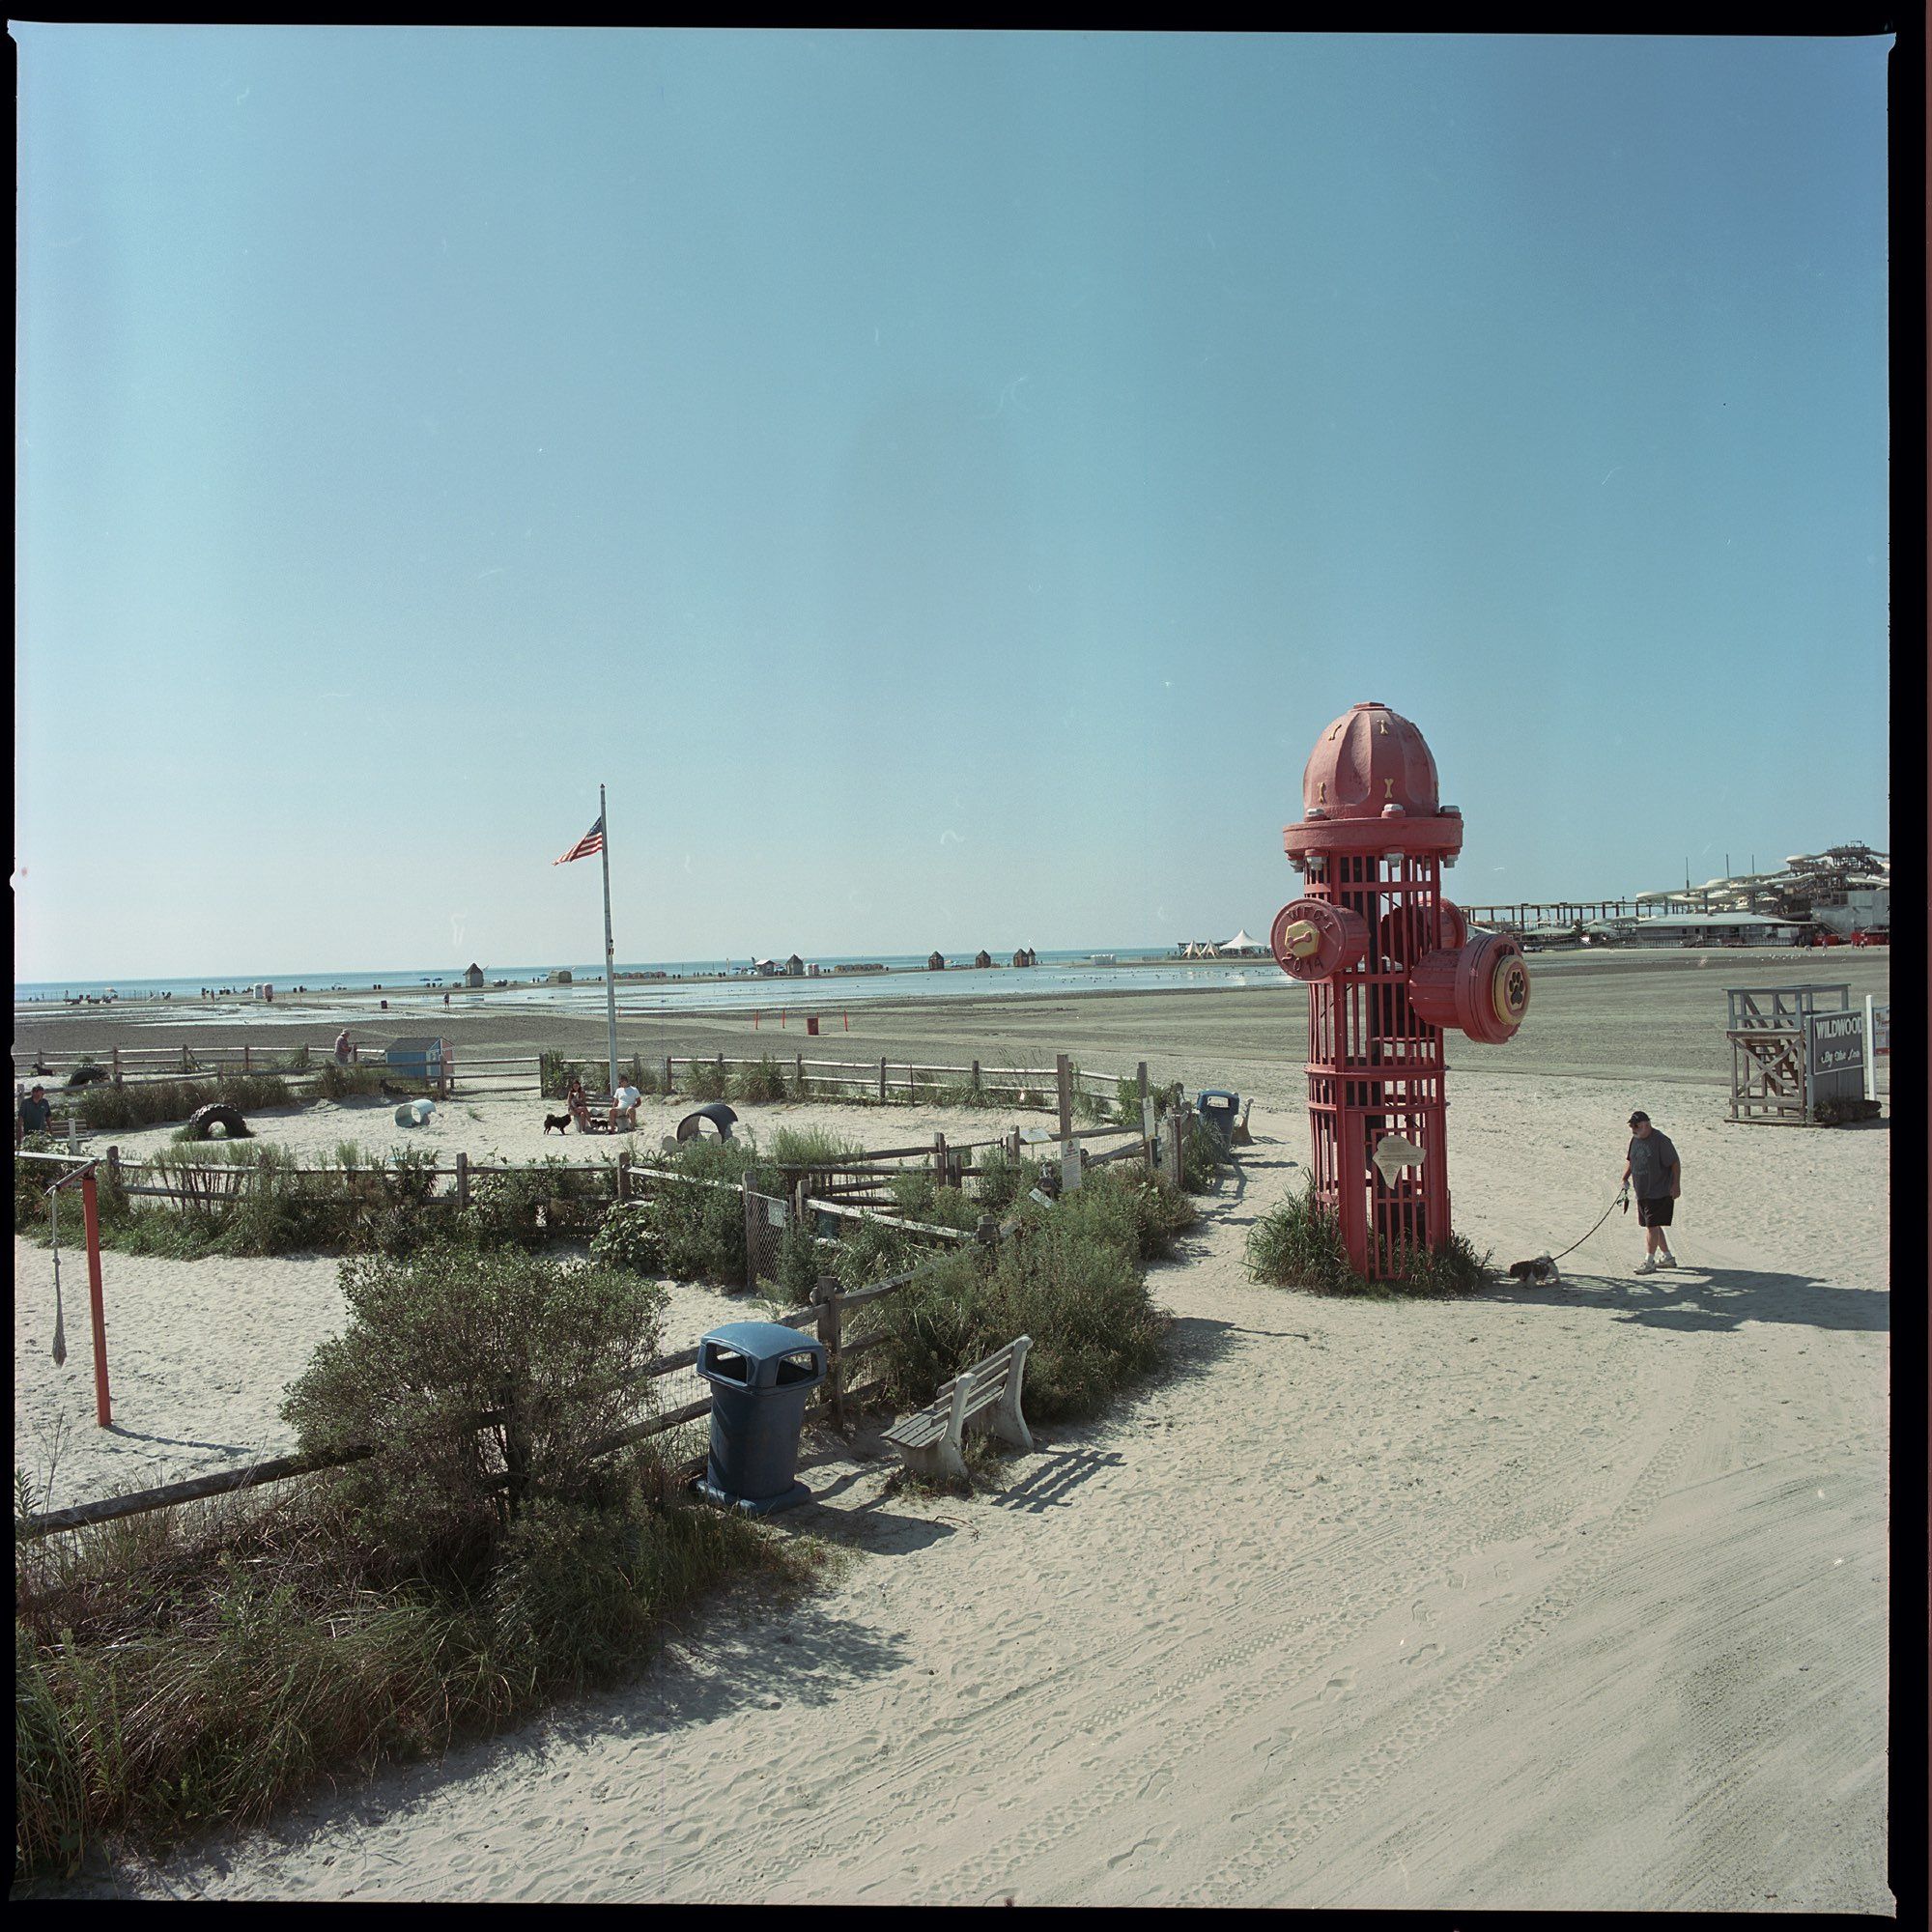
1634,1258,1660,1275
1658,1250,1678,1267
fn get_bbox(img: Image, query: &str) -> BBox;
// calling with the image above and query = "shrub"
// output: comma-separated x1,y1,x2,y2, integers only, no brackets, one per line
829,1213,920,1290
71,1073,294,1133
680,1059,729,1102
537,1052,624,1100
315,1062,387,1100
1047,1164,1194,1263
588,1202,664,1276
888,1170,981,1233
635,1137,756,1283
1115,1075,1150,1126
769,1216,830,1303
283,1242,668,1570
1245,1185,1492,1296
862,1210,1167,1426
14,1132,58,1225
729,1055,790,1104
970,1143,1050,1216
767,1125,863,1169
1180,1117,1228,1195
469,1156,612,1249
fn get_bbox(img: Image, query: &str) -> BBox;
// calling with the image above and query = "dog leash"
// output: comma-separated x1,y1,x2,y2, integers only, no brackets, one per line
1545,1186,1630,1265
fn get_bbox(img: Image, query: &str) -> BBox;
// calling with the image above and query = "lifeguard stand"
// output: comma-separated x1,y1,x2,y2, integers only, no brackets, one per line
1725,984,1870,1123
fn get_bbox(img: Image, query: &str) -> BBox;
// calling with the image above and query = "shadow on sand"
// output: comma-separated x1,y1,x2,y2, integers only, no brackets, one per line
1486,1265,1889,1335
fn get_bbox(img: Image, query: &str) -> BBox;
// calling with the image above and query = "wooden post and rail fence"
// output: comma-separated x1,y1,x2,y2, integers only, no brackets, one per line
14,1078,1202,1544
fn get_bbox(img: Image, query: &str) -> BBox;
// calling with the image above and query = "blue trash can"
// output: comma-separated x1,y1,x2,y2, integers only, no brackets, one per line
1197,1090,1240,1150
694,1321,828,1516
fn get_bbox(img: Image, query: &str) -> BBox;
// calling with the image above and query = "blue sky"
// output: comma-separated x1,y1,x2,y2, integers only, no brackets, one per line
14,28,1892,980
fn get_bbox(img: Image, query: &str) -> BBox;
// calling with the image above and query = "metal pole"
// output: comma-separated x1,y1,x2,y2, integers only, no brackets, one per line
81,1170,111,1428
598,781,619,1096
1863,993,1876,1102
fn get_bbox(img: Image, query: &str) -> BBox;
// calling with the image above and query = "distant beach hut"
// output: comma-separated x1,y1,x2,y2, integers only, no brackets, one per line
1012,948,1037,968
464,962,485,988
927,951,946,971
784,953,806,977
548,968,573,985
974,950,993,969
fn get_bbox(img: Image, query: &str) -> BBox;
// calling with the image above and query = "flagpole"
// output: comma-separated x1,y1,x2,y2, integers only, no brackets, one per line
598,782,619,1095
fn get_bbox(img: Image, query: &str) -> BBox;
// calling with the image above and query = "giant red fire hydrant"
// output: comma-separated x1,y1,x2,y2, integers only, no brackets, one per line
1272,701,1530,1280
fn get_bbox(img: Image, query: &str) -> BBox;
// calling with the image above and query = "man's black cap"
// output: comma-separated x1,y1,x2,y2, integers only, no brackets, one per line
1628,1111,1649,1125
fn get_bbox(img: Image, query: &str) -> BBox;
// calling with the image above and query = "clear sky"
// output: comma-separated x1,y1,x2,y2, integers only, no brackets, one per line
14,27,1893,981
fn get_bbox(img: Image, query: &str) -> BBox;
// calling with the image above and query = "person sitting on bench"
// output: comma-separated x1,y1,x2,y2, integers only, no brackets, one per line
611,1075,641,1131
564,1076,594,1133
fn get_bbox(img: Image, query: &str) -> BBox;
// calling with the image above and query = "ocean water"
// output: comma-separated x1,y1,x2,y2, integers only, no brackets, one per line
14,950,1293,1028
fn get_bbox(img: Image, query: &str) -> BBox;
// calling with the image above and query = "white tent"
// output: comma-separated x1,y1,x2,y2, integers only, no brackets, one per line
1222,928,1264,954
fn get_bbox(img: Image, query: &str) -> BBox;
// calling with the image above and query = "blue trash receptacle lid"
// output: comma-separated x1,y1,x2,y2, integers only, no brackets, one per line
696,1321,827,1391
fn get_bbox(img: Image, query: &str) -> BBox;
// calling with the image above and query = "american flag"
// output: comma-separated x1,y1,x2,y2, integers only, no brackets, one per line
554,815,605,866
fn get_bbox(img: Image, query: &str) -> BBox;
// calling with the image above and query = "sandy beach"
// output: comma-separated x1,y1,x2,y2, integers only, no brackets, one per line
12,952,1893,1909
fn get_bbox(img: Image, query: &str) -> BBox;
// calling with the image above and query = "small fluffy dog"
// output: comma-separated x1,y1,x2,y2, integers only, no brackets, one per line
542,1112,573,1135
1507,1255,1562,1287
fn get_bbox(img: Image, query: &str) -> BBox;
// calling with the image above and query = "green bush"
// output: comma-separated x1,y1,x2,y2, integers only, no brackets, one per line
283,1241,668,1570
469,1156,612,1248
769,1216,829,1303
538,1052,601,1100
14,1133,58,1226
1180,1117,1228,1194
729,1055,790,1104
829,1213,919,1291
680,1059,729,1102
634,1137,756,1283
970,1143,1050,1216
588,1202,664,1276
887,1169,981,1233
862,1209,1167,1426
1245,1185,1492,1296
1045,1164,1194,1262
767,1125,864,1169
71,1073,294,1133
315,1062,388,1100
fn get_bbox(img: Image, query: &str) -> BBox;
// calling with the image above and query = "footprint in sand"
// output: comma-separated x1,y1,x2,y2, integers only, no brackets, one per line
1404,1641,1444,1667
1293,1666,1357,1711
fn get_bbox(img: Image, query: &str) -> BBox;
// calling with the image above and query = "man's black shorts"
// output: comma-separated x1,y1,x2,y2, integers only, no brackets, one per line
1636,1194,1674,1228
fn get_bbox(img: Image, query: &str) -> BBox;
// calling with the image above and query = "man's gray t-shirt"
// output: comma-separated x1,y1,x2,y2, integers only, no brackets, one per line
1628,1131,1679,1198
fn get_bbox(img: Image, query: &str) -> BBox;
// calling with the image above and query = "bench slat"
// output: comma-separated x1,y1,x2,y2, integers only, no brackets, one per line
881,1338,1026,1455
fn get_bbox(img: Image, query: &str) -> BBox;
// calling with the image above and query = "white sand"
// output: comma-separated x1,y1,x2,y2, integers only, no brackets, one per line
14,1076,1890,1910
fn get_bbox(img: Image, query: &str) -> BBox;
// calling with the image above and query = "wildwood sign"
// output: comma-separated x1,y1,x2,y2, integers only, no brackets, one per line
1805,1010,1865,1076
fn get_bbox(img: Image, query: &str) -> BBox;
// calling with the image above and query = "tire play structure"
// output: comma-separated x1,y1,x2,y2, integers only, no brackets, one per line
183,1101,252,1140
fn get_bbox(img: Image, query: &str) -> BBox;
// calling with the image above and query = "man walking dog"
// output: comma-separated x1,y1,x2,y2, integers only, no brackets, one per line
1621,1110,1682,1273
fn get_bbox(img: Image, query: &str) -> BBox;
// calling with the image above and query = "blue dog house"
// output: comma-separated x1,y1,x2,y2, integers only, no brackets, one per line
385,1036,448,1094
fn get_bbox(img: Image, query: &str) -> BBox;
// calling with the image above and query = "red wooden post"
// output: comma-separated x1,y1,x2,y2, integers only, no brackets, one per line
81,1170,111,1428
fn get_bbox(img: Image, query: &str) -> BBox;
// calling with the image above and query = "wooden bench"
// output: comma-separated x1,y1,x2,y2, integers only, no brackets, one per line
882,1335,1033,1484
571,1093,640,1133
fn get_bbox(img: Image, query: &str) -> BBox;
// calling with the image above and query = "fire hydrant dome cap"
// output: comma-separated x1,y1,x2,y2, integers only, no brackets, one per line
1302,702,1441,821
